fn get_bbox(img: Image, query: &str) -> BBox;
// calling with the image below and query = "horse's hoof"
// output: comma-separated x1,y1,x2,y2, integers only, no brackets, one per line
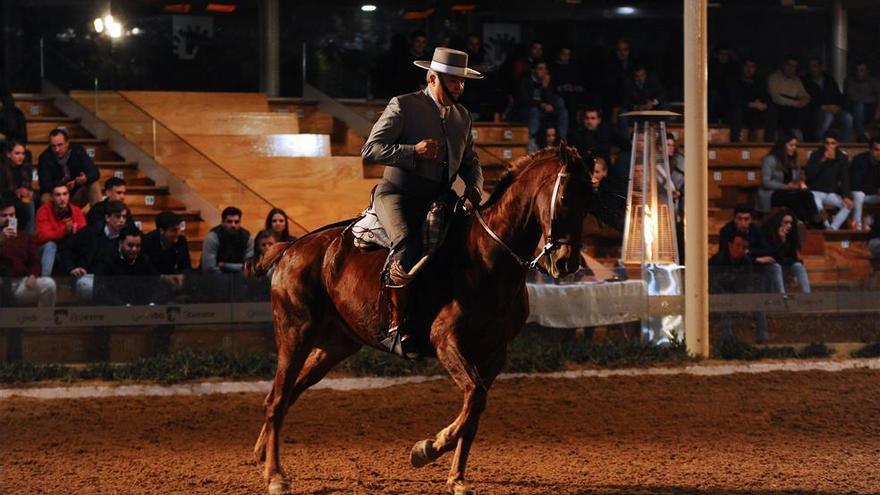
410,439,437,468
447,480,476,495
267,479,291,495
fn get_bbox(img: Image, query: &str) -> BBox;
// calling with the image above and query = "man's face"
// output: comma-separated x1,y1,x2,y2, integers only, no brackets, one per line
466,35,481,55
120,235,141,260
534,63,548,79
728,237,748,260
743,61,757,79
856,64,869,81
52,186,70,209
223,214,242,232
782,59,798,78
583,111,601,130
616,41,630,61
106,211,128,232
591,159,608,186
0,205,15,227
871,143,880,162
634,68,647,84
557,48,571,64
411,35,426,56
7,144,26,166
161,225,180,245
106,185,126,202
50,134,70,158
809,60,823,78
434,74,465,106
824,136,839,154
258,236,275,254
734,212,752,232
529,42,543,60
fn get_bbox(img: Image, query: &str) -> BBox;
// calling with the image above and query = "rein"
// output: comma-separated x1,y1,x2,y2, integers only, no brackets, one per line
473,163,572,272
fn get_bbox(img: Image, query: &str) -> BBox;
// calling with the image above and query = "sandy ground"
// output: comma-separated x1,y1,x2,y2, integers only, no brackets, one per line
2,369,880,495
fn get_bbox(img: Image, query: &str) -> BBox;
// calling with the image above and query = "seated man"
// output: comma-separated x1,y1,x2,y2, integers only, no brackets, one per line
35,181,87,277
86,177,135,228
802,58,853,142
850,138,880,230
806,131,853,230
726,58,769,143
200,206,253,274
143,211,191,275
514,59,568,152
766,55,811,141
0,195,56,307
710,231,769,343
94,226,164,305
60,200,129,300
37,128,100,207
569,107,630,172
718,204,785,294
844,62,880,142
619,64,668,133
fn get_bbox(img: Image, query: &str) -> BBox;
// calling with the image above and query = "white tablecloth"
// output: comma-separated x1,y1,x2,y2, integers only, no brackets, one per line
526,280,648,328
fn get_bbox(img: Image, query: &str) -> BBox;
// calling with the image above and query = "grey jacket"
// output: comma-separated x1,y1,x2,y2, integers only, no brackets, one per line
757,154,803,213
362,90,483,197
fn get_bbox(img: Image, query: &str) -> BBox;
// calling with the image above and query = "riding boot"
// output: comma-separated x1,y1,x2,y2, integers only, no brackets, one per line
381,286,419,359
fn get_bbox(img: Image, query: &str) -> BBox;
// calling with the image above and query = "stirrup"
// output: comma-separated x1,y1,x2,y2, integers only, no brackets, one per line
381,329,420,359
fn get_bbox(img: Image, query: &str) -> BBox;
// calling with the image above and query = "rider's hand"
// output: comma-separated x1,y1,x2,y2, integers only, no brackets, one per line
465,187,482,208
414,139,438,160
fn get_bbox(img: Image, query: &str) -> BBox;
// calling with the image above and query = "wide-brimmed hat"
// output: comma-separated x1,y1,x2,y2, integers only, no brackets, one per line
414,47,483,80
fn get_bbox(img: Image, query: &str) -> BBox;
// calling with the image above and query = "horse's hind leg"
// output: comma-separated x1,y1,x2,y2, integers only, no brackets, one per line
258,314,360,495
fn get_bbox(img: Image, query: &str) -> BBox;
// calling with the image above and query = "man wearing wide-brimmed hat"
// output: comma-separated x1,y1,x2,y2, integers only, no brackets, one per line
362,47,484,354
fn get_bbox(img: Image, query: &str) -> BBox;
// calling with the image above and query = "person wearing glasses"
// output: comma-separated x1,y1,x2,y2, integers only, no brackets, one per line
806,131,853,230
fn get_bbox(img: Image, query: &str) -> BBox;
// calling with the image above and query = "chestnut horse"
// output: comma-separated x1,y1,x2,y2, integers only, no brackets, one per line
251,144,593,495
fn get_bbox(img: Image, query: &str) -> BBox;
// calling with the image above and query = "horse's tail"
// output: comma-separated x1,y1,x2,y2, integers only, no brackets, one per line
245,241,292,277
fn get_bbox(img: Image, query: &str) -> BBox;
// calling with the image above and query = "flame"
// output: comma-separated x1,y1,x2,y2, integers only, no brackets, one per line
644,204,656,260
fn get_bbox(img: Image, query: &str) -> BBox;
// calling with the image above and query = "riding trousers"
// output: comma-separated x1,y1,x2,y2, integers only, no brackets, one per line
373,178,447,270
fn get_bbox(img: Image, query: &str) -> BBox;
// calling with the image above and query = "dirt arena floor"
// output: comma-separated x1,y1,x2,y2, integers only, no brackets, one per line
2,368,880,495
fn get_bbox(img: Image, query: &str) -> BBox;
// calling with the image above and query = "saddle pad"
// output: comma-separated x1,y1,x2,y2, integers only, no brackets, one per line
352,208,393,249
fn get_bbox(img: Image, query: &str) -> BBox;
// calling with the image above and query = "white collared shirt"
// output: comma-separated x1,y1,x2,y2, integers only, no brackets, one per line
424,88,450,118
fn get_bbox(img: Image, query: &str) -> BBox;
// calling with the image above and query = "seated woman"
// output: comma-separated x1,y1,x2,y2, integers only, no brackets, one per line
761,208,811,293
262,208,296,243
0,140,35,234
757,133,821,227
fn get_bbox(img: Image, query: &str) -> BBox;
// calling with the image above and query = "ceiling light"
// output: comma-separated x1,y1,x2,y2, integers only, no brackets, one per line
93,18,104,33
616,6,636,15
107,20,123,38
361,4,377,11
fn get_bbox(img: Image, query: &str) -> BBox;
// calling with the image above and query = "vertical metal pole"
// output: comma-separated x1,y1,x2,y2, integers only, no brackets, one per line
684,0,710,357
260,0,280,96
301,42,307,96
831,0,847,89
39,37,45,80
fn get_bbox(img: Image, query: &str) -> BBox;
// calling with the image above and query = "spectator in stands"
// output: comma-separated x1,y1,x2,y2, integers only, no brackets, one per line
727,57,769,143
37,128,100,207
870,216,880,258
844,62,880,142
60,200,128,300
849,138,880,230
591,156,608,192
757,133,820,225
1,140,35,234
766,55,811,141
806,131,853,230
513,40,544,80
551,46,585,123
459,32,501,121
569,107,631,193
540,127,558,148
602,39,636,120
709,231,769,343
252,230,276,264
263,208,295,243
86,177,135,228
708,45,739,123
94,226,165,305
803,58,853,142
396,30,431,94
143,210,191,275
0,93,27,144
515,59,568,152
718,204,784,294
0,195,56,307
201,206,253,274
35,181,86,276
619,64,667,133
761,208,811,293
659,133,685,218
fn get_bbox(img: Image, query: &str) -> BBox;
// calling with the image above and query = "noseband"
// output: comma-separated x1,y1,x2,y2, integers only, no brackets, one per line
473,163,574,272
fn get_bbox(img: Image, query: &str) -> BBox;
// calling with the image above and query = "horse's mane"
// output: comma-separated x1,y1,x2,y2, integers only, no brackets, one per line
481,146,585,208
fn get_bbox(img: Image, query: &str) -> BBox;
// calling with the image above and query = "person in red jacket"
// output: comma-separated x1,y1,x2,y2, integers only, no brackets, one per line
35,181,86,276
0,196,56,306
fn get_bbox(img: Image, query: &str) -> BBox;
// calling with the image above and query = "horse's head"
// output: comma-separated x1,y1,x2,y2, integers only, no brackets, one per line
532,143,594,279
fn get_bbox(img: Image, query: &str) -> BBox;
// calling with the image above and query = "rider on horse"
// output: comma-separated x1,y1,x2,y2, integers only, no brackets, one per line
361,47,484,355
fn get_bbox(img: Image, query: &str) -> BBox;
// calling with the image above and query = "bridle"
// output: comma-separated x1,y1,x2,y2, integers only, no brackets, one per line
473,162,575,272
